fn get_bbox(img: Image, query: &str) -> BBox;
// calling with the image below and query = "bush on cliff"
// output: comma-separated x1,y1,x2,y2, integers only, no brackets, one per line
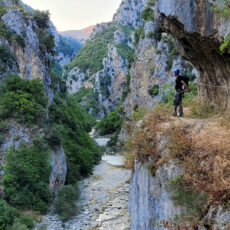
48,94,102,184
0,75,47,125
3,138,52,213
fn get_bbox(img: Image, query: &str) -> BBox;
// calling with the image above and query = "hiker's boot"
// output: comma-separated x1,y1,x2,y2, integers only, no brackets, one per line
178,113,183,117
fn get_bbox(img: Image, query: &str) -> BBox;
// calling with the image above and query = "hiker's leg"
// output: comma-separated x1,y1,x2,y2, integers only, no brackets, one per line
172,94,178,116
179,95,183,116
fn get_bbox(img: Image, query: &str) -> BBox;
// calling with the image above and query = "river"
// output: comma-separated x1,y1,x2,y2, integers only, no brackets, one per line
35,137,131,230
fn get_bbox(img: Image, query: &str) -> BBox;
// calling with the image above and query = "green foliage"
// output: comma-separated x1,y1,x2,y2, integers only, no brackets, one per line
134,26,144,46
32,10,50,29
167,177,207,219
100,74,111,97
0,75,48,125
3,138,52,213
73,88,100,118
69,24,118,75
212,0,230,18
35,28,55,55
115,42,134,61
0,200,17,230
0,45,16,74
0,134,4,146
141,7,155,21
50,70,67,96
132,107,148,122
48,94,102,183
0,21,11,39
54,185,80,221
220,33,230,54
17,215,34,229
96,106,124,135
8,222,28,230
148,84,159,96
11,34,25,48
161,82,197,106
165,58,173,71
58,35,81,57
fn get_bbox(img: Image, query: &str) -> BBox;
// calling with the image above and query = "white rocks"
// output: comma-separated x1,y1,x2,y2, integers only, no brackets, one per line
113,0,148,29
35,157,131,230
66,67,86,94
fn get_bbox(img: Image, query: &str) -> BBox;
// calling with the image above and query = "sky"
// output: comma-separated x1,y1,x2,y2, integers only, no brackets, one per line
22,0,122,31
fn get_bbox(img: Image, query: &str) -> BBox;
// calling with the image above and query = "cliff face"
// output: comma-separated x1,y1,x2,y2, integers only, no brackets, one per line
130,160,230,230
123,21,197,117
0,121,67,197
128,116,230,229
155,0,230,109
0,0,67,196
0,1,52,85
113,0,149,29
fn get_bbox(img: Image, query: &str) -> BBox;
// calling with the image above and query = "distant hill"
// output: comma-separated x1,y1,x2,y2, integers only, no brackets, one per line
59,25,95,43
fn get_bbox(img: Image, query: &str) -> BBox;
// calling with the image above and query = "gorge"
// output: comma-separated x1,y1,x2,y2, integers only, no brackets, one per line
0,0,230,229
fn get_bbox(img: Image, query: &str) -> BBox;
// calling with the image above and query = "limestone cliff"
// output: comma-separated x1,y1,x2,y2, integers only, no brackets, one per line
155,0,230,109
0,0,68,196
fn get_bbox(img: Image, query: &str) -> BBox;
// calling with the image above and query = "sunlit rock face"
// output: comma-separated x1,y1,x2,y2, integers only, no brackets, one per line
155,0,230,109
113,0,149,29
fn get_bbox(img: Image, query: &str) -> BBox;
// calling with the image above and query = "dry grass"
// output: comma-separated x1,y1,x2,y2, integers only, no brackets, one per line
125,103,230,209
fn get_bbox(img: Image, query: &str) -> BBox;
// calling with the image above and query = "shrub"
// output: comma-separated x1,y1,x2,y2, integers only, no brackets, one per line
0,134,4,146
96,108,124,135
0,75,48,125
54,185,80,221
148,84,159,96
36,28,55,55
12,34,25,48
0,21,11,39
134,26,144,46
0,45,16,73
3,138,52,213
132,107,148,122
141,7,155,21
18,215,34,228
8,222,28,230
73,88,101,118
32,10,50,29
48,94,102,183
167,177,207,221
115,42,134,61
0,200,17,230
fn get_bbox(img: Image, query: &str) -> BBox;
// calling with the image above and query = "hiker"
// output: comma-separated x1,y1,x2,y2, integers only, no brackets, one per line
171,69,190,117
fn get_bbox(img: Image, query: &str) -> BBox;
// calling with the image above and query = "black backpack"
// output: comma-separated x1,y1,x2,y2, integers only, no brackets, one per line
181,75,190,88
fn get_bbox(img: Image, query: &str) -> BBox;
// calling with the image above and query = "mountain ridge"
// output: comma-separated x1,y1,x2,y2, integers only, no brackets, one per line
59,25,95,43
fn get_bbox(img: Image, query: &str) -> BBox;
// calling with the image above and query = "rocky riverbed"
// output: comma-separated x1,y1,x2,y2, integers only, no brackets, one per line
35,138,131,230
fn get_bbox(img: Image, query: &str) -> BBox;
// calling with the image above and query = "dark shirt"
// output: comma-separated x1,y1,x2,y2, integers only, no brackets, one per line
175,75,183,91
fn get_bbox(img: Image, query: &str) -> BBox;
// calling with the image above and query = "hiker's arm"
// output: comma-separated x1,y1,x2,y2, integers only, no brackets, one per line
181,80,188,89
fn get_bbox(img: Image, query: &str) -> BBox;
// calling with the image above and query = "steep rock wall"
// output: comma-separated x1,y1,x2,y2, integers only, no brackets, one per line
113,0,149,29
0,121,67,197
129,160,230,230
155,0,230,109
124,21,197,118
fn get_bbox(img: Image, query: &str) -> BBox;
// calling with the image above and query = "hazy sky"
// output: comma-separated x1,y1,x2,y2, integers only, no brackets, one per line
22,0,122,31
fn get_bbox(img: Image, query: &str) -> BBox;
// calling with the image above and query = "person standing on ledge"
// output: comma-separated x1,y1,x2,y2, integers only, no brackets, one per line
171,69,190,117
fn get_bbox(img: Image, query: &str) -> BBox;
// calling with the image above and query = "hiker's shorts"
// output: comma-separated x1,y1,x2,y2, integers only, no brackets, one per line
174,90,183,106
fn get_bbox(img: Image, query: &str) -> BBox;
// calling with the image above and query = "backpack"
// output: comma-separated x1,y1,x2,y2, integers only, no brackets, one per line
181,75,190,88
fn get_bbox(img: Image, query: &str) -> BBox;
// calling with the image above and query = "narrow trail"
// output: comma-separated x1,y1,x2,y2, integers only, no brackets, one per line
35,137,131,230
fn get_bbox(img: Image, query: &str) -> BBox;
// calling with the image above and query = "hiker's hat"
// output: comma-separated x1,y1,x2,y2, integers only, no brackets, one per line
173,69,180,75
